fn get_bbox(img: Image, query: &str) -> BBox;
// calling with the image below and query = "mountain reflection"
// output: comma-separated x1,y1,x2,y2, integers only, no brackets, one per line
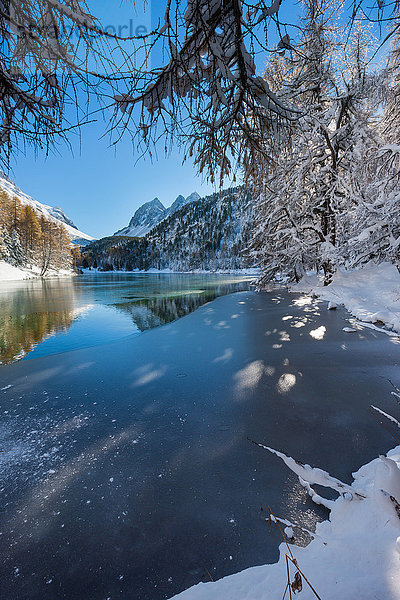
0,276,252,364
0,280,79,364
112,282,250,331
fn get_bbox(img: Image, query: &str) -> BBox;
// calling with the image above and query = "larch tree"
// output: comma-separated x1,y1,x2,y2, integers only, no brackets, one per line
0,188,73,272
350,15,400,270
20,204,41,265
0,0,398,180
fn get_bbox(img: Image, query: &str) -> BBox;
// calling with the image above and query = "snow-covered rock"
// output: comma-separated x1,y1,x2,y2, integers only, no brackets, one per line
168,194,187,214
114,197,166,237
0,171,94,245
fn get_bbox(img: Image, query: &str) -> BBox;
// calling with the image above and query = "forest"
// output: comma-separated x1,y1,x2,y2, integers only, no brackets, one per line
81,188,253,272
0,190,75,276
249,1,400,287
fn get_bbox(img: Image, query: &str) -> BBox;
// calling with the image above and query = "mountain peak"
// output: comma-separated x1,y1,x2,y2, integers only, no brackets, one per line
168,194,188,215
113,191,200,238
186,191,201,204
113,197,166,237
149,197,165,209
168,192,200,216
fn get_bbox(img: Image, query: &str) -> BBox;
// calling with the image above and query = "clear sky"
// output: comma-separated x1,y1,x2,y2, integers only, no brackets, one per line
4,0,305,239
9,129,220,240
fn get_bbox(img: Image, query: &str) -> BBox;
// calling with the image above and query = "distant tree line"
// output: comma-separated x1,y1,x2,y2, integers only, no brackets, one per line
81,236,151,271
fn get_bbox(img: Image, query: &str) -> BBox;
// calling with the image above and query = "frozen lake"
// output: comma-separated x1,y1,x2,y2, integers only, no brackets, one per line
0,273,252,363
0,285,399,600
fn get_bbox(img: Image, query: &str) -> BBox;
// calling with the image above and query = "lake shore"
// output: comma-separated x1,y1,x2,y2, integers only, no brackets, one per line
80,267,259,276
0,290,399,599
0,259,75,282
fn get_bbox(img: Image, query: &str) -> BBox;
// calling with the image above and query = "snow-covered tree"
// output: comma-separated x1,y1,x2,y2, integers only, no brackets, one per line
8,229,24,266
0,225,9,261
1,0,398,181
108,0,399,185
251,0,379,285
343,19,400,271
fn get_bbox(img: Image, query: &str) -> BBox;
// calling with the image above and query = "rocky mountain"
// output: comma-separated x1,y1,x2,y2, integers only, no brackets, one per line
48,206,77,229
113,191,201,238
82,187,254,272
0,172,94,245
114,197,166,237
168,191,200,215
147,187,253,271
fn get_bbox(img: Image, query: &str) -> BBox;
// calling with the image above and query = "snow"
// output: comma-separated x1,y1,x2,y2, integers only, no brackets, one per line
0,172,94,244
171,444,400,600
168,264,400,600
0,260,74,282
0,261,33,281
292,262,400,333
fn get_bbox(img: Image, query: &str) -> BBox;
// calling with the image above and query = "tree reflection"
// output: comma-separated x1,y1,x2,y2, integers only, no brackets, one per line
0,280,79,363
113,282,250,331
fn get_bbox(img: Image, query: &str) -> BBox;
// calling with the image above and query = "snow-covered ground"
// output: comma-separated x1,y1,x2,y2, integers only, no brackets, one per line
0,260,74,281
171,442,400,600
292,262,400,333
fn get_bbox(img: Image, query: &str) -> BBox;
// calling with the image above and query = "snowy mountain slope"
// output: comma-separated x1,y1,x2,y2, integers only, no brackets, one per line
113,191,200,237
0,172,94,244
114,197,166,237
83,187,254,272
168,191,200,215
146,187,253,271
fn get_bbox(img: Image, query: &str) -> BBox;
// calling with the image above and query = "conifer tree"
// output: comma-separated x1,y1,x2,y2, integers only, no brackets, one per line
8,229,24,266
0,225,9,261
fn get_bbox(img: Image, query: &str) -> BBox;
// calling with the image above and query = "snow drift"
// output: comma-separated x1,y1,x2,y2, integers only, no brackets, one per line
171,442,400,600
292,262,400,333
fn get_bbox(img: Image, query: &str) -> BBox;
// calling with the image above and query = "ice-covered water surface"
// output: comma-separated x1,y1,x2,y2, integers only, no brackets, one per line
0,273,252,363
0,290,399,600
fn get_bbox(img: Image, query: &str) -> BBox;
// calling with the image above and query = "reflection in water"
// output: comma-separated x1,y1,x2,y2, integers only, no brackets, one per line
112,283,250,331
0,275,252,363
0,280,79,364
